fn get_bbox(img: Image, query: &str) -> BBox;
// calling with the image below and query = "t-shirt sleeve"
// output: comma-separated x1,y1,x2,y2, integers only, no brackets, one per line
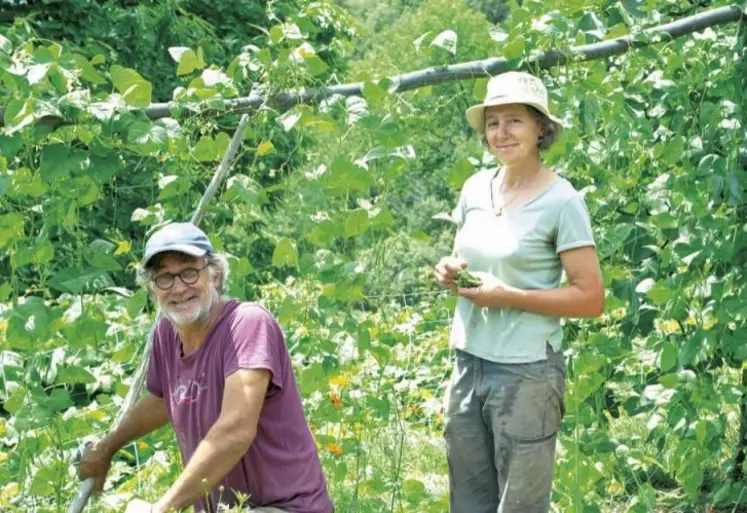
224,305,285,393
555,194,596,254
451,187,467,229
146,327,164,398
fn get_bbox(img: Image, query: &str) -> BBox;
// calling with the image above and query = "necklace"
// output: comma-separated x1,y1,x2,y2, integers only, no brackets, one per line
490,166,542,217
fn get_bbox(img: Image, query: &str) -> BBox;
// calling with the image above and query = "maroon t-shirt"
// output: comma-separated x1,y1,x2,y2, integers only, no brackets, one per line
146,300,333,513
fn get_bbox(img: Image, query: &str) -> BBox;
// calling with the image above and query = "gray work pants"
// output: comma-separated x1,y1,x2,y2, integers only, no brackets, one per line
444,345,565,513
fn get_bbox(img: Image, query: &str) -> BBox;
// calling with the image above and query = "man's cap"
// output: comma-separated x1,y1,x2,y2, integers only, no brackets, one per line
142,223,213,266
465,71,564,133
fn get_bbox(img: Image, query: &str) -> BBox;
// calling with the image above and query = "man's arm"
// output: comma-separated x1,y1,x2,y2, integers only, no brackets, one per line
79,393,169,491
154,368,271,512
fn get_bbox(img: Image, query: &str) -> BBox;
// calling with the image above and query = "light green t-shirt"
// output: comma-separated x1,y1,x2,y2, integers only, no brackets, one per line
450,168,595,363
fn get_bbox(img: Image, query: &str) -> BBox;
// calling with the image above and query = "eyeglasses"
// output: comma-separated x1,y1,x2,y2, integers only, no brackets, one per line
152,263,211,291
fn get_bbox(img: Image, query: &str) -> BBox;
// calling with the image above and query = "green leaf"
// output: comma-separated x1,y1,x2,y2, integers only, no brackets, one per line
695,420,707,445
32,239,55,265
503,39,525,59
168,47,206,76
371,206,394,228
110,65,152,108
658,373,679,388
157,175,191,201
0,282,11,301
257,140,275,156
214,131,230,157
0,133,23,160
362,81,388,105
74,176,102,206
40,145,88,182
597,224,633,259
343,209,370,238
0,176,10,198
84,239,122,271
306,220,340,246
0,34,12,55
4,386,27,414
127,121,169,154
193,135,217,161
322,158,374,195
473,78,488,102
659,341,677,371
0,212,24,249
447,158,474,190
269,25,284,44
304,55,328,76
30,466,56,496
6,298,51,349
3,98,35,133
89,154,119,182
223,175,266,205
127,288,149,318
56,365,97,385
49,268,114,294
272,238,299,268
646,281,672,306
72,54,107,84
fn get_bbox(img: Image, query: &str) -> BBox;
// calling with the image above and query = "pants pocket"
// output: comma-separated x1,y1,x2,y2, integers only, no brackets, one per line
498,434,557,513
498,364,564,443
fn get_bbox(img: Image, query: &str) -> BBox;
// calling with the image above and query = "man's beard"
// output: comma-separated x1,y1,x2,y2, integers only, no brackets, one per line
159,287,219,326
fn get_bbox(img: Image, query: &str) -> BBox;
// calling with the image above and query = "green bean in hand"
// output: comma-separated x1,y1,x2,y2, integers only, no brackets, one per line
455,269,482,288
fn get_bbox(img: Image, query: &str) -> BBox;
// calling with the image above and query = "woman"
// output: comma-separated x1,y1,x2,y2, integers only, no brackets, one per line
434,71,604,513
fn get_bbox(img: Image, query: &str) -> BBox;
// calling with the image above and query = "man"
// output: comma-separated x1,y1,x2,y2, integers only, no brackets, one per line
79,222,333,513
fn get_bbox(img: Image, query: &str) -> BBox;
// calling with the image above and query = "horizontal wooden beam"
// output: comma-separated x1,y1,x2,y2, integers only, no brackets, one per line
0,4,744,128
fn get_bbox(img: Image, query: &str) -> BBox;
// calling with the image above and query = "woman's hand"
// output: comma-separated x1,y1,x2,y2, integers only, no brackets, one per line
457,272,516,308
434,256,467,289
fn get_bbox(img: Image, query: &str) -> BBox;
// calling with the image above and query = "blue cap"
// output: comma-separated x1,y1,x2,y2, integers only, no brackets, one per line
143,223,213,266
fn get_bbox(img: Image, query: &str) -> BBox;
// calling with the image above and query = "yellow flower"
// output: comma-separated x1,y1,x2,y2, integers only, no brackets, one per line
328,375,350,387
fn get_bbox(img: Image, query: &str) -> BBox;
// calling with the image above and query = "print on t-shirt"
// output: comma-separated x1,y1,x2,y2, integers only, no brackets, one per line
173,373,208,405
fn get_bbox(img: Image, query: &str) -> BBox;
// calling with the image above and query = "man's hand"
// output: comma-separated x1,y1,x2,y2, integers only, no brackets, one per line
434,256,467,289
457,271,515,308
78,441,114,492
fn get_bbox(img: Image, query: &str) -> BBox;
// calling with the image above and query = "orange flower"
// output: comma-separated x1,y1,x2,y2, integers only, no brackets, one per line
326,443,343,456
329,392,343,409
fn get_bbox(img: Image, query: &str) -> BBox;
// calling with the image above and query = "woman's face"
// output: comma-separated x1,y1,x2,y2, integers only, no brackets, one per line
484,104,543,166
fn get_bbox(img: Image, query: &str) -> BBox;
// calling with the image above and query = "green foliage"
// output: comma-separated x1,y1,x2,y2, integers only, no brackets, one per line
1,0,747,511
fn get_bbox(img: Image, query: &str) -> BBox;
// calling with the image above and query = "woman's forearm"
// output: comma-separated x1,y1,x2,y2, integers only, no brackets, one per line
502,284,604,318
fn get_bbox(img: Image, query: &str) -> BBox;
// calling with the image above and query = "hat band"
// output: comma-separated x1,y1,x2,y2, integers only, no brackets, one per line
484,93,545,106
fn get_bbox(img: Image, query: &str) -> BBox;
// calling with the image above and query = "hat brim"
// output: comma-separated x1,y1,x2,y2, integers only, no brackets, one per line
466,98,564,134
143,244,208,266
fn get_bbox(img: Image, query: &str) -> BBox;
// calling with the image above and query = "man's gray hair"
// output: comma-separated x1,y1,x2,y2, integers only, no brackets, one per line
136,252,230,293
